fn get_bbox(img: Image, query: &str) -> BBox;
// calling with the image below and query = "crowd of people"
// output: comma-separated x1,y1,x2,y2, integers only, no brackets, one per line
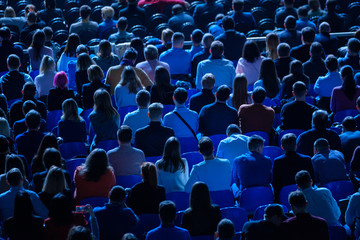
0,0,359,239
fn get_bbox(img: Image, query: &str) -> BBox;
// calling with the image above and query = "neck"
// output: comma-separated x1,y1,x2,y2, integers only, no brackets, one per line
81,18,90,23
204,154,215,160
295,96,306,102
216,100,226,104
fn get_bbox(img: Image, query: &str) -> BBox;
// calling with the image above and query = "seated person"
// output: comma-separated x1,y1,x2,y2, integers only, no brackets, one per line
277,16,302,48
340,117,360,164
302,42,327,85
47,72,75,111
189,73,216,114
274,43,295,81
37,0,64,26
69,5,98,45
98,6,117,40
281,60,310,99
108,17,134,44
338,38,360,71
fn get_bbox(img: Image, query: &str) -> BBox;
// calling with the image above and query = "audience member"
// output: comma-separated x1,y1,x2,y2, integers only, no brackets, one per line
109,17,134,44
69,5,98,44
265,33,279,60
20,12,43,47
338,38,360,71
189,73,216,114
37,0,63,26
191,33,214,81
314,22,339,55
150,66,177,104
318,0,344,32
340,117,360,164
0,27,24,73
308,0,325,18
0,7,26,34
254,58,281,99
192,0,224,31
228,74,252,110
47,71,75,111
274,43,295,81
67,226,93,240
31,133,59,174
98,6,117,40
34,55,56,100
75,52,94,98
275,0,297,29
168,4,195,32
57,33,80,72
290,27,315,63
119,0,146,27
296,6,316,31
28,30,53,72
281,60,310,99
230,0,256,34
156,28,174,55
345,186,360,239
0,154,29,193
303,42,327,85
187,29,204,59
277,15,302,48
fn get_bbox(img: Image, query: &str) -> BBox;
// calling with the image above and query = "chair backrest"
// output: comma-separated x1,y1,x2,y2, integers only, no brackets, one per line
79,197,109,208
253,204,288,221
59,142,88,160
329,225,347,240
278,129,305,146
166,191,190,211
263,146,284,163
178,137,199,154
220,207,248,232
96,140,119,152
116,175,142,188
210,190,235,208
118,105,137,125
324,180,355,202
208,134,227,151
181,151,203,174
279,184,298,210
65,158,86,183
333,109,359,123
133,214,161,238
47,110,63,132
243,131,270,146
239,186,274,213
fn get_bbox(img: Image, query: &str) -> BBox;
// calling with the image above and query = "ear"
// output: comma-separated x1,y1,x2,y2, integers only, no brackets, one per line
292,91,295,97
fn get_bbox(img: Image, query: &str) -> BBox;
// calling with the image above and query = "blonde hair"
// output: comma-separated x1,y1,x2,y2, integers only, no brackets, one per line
42,166,68,195
101,6,114,19
87,65,104,82
76,53,94,71
61,99,82,122
266,33,279,60
0,117,10,137
39,55,55,74
4,7,15,18
119,66,142,94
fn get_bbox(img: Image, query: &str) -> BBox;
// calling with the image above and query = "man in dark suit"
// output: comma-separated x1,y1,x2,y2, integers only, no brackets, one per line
314,22,339,55
318,0,344,32
303,42,327,85
119,0,146,28
290,27,315,63
277,16,302,48
272,133,314,202
274,43,295,81
189,73,216,114
135,102,174,157
275,0,297,29
20,12,43,47
215,16,247,62
0,27,24,73
191,33,214,81
230,0,256,35
192,0,224,31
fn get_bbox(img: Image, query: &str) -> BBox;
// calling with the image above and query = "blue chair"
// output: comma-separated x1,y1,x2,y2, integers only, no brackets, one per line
239,186,274,213
178,137,198,154
65,158,86,182
163,105,175,115
96,140,118,152
279,184,298,210
263,146,284,163
146,155,162,163
208,134,227,151
308,84,316,97
191,236,214,240
175,211,184,226
166,191,190,211
59,142,88,160
29,69,39,80
210,190,235,208
220,207,248,232
133,214,161,238
79,197,109,208
333,109,359,123
116,175,142,188
329,225,347,240
185,89,200,106
243,131,270,146
253,204,288,221
47,110,63,132
181,151,203,174
118,105,137,124
81,108,93,131
324,180,355,201
278,129,305,146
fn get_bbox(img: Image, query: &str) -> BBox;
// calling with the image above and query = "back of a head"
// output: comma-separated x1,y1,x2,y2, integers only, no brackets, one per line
314,138,329,152
226,124,241,137
88,65,104,83
101,6,115,19
159,200,177,225
7,54,20,70
54,71,69,89
162,28,174,43
281,133,297,152
297,6,308,18
123,47,138,61
252,87,266,104
295,170,312,189
277,43,290,57
148,102,163,120
292,81,307,98
342,116,357,132
173,87,188,105
80,5,91,19
109,186,126,203
248,135,265,152
141,162,158,188
232,0,244,12
348,38,360,54
6,168,23,187
319,22,330,33
23,81,37,97
172,32,185,47
216,85,231,102
264,204,284,219
0,27,11,41
172,4,183,15
217,219,235,239
136,90,150,108
27,11,36,24
242,40,260,63
98,40,112,58
67,226,93,240
192,29,204,44
210,40,224,58
284,15,296,30
201,73,215,89
5,155,26,178
326,0,336,12
25,110,41,130
45,0,56,9
290,60,303,75
22,100,37,115
302,27,315,43
288,190,307,210
117,17,128,31
222,16,235,30
144,45,158,61
43,148,62,169
190,181,211,210
117,125,132,143
76,44,89,56
198,137,214,157
202,33,214,49
43,26,53,40
312,110,328,129
325,54,338,72
4,7,15,18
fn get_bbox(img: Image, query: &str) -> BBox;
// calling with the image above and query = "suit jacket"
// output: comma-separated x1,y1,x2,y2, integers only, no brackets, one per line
189,89,215,114
290,44,311,63
15,130,46,163
9,97,47,126
215,29,246,61
314,32,339,55
281,73,310,99
47,88,75,111
318,12,344,32
135,122,174,157
280,100,318,131
82,81,111,110
303,57,327,84
277,29,302,48
193,1,224,31
274,57,295,81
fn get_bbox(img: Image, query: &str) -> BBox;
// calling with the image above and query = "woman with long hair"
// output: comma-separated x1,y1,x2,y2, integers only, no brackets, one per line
150,66,176,104
34,55,57,99
89,89,120,148
28,29,53,71
281,60,310,99
31,133,59,174
47,71,75,111
0,154,29,193
82,64,111,109
58,99,86,143
265,33,279,60
74,148,116,204
181,182,221,236
229,74,252,110
75,53,94,97
331,65,360,113
57,33,80,72
4,191,45,239
126,162,166,215
254,58,280,99
130,37,145,64
114,66,143,108
92,40,120,72
155,137,189,193
236,40,265,86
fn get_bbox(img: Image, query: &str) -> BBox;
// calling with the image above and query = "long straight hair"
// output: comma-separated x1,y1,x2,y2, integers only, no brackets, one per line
259,58,280,98
31,30,46,61
157,137,185,173
120,66,142,94
39,55,55,74
232,74,251,110
141,162,158,189
42,166,68,195
341,65,357,101
93,89,119,121
189,182,212,211
81,148,111,182
61,98,82,122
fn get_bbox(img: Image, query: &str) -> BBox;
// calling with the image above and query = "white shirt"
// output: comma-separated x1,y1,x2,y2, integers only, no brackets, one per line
156,158,189,193
216,133,249,167
235,56,265,85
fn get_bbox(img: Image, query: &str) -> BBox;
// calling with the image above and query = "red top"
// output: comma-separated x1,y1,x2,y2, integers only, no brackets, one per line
138,0,185,11
74,166,116,204
44,213,87,240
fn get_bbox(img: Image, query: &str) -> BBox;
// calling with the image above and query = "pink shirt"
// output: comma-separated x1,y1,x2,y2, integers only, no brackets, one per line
330,86,360,113
136,59,170,82
235,56,265,85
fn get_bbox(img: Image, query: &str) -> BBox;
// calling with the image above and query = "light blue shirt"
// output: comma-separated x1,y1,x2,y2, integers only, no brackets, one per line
302,186,341,226
114,84,139,108
314,72,342,98
185,158,232,192
163,105,198,138
0,186,48,223
0,69,33,85
196,57,235,90
216,133,249,167
159,48,191,75
123,108,150,141
346,192,360,238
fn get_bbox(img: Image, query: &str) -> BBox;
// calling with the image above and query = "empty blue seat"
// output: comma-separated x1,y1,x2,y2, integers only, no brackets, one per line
47,110,63,132
145,155,162,163
333,109,359,123
208,134,227,151
116,175,142,188
278,129,305,146
178,137,198,154
133,214,161,238
181,151,203,174
243,131,270,146
59,142,88,160
253,204,288,221
279,184,298,210
65,158,86,182
96,140,118,152
263,146,284,162
220,207,248,232
79,197,109,208
210,190,235,208
118,105,137,124
329,225,347,240
324,180,355,201
239,186,273,213
166,191,190,211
